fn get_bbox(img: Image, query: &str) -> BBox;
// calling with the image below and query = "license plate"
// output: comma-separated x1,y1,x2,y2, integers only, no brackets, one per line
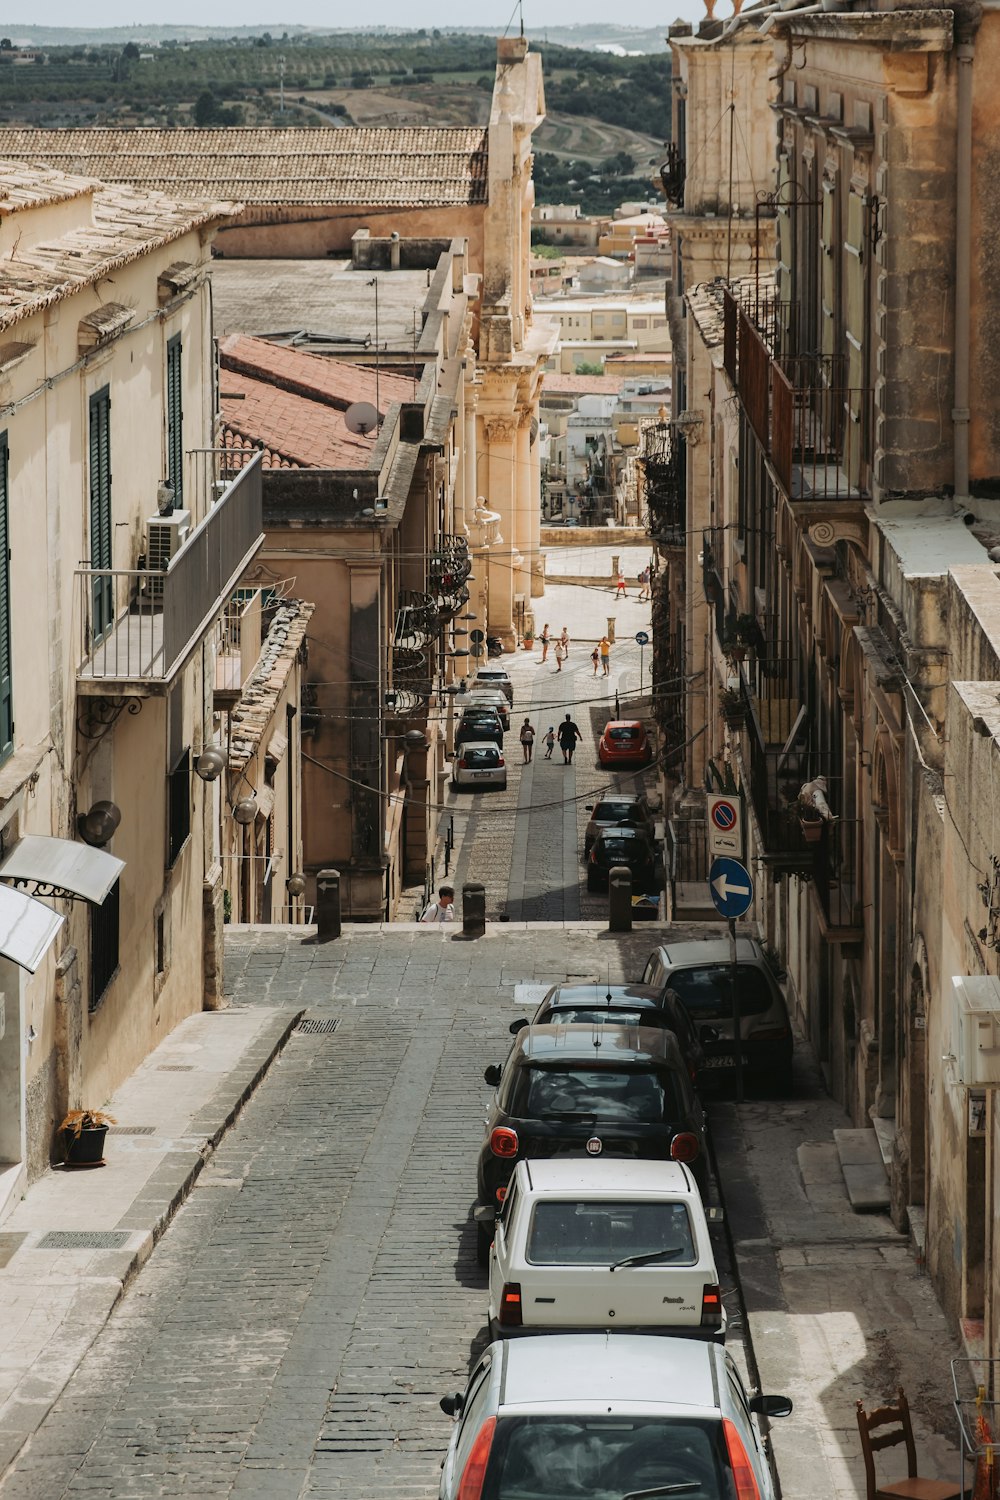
472,770,498,779
703,1054,749,1069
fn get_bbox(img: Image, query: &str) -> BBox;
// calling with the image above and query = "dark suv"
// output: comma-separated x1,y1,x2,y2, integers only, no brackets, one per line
474,1024,709,1263
583,793,658,855
456,710,504,748
587,826,660,892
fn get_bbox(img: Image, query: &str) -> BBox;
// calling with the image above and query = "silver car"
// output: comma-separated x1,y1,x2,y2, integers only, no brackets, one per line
439,1333,791,1500
473,667,514,705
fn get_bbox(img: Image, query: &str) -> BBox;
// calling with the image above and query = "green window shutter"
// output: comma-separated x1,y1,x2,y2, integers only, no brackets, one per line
0,434,12,761
88,387,113,641
166,335,183,506
820,184,836,358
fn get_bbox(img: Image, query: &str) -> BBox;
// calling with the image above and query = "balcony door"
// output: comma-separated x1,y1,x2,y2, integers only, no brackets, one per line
88,387,113,642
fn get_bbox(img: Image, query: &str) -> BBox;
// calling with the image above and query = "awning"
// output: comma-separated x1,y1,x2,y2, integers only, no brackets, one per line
0,836,125,905
0,884,64,973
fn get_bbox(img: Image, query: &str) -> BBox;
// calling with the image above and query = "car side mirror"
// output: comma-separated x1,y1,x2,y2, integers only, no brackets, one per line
474,1204,497,1225
439,1392,465,1418
483,1064,502,1087
749,1395,793,1419
700,1025,720,1044
509,1018,529,1036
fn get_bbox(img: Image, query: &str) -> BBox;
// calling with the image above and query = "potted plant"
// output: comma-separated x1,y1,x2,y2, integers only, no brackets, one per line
59,1108,116,1167
721,612,759,663
797,806,824,843
719,687,748,729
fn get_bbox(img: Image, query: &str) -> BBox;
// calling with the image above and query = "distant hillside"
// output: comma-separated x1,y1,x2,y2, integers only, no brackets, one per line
2,23,667,52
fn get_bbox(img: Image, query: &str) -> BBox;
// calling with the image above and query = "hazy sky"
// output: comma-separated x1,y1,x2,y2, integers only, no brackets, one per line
14,0,708,36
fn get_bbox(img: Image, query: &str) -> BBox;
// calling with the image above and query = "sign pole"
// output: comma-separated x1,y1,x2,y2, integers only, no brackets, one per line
729,916,744,1104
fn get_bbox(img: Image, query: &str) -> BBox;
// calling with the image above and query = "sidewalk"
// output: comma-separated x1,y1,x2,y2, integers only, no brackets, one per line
0,1004,300,1477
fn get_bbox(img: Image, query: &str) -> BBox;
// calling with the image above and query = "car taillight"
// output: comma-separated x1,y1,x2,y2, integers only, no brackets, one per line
499,1282,523,1327
723,1417,761,1500
490,1126,518,1158
457,758,468,768
670,1131,700,1163
751,1025,791,1039
495,1186,507,1203
589,849,598,864
497,755,505,766
457,1416,497,1500
700,1283,722,1329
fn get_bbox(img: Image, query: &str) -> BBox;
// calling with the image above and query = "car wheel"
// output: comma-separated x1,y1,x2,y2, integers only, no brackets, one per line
476,1221,492,1267
500,778,508,791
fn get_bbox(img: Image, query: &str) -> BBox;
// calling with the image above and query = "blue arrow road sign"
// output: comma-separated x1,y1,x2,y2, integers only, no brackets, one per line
708,857,754,919
635,630,650,646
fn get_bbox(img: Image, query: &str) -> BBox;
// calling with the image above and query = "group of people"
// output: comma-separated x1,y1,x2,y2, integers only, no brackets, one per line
518,713,582,766
538,624,571,672
615,566,652,600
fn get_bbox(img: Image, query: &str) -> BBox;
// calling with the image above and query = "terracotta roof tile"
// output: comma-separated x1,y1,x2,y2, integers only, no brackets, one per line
219,334,416,411
0,127,489,208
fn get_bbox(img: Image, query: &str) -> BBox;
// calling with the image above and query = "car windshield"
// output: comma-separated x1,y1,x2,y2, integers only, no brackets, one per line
543,1007,661,1029
462,747,500,766
526,1199,696,1266
609,727,641,741
667,964,775,1020
484,1415,726,1500
595,803,639,823
597,838,646,864
507,1065,679,1123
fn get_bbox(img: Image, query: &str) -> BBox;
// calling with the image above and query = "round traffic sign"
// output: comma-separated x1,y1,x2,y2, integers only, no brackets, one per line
711,799,738,832
708,856,754,919
469,629,485,645
635,630,650,646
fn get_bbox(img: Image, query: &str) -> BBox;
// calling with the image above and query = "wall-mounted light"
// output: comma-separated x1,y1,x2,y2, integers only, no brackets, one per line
195,746,227,782
286,871,307,898
233,795,258,825
77,800,122,848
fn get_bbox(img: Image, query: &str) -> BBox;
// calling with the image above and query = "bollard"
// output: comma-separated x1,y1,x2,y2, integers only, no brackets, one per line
607,616,616,645
611,553,620,584
315,868,342,942
608,864,633,933
462,881,487,939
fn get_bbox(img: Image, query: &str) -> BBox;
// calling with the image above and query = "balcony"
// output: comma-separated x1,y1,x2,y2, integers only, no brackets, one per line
214,589,263,710
660,144,686,210
427,534,472,619
393,590,436,691
641,423,686,547
77,455,263,696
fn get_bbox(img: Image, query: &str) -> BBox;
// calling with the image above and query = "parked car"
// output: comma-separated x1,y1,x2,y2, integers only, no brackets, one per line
456,710,504,749
464,687,510,730
587,825,661,892
472,667,514,705
512,982,705,1084
452,742,507,791
474,1023,709,1263
487,1158,725,1340
598,718,653,766
438,1333,792,1500
642,937,794,1095
584,791,659,854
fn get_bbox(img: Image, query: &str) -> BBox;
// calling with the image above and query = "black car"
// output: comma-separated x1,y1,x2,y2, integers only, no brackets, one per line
587,826,660,893
583,793,658,855
456,710,504,748
510,983,705,1086
642,937,794,1095
474,1024,709,1263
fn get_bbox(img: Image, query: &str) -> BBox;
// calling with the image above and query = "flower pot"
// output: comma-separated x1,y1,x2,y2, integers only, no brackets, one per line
62,1124,109,1167
799,817,824,844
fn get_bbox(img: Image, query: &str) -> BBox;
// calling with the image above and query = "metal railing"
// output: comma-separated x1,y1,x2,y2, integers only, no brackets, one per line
78,453,263,686
217,589,262,691
660,144,686,209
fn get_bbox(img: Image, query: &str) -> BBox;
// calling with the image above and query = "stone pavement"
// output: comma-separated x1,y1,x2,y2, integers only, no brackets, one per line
0,925,969,1499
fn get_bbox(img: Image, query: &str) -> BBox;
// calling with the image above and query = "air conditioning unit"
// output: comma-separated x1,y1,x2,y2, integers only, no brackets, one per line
953,976,1000,1086
145,510,191,600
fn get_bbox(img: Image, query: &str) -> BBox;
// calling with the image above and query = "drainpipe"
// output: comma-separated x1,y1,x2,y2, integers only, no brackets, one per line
953,26,976,502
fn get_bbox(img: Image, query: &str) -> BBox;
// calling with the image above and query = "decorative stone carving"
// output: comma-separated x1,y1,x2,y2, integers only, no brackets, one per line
484,416,518,444
808,516,868,554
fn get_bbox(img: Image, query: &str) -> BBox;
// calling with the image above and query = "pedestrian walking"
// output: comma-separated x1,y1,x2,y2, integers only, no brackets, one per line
638,565,652,601
554,639,567,672
559,626,570,656
599,635,611,675
543,726,556,759
557,712,583,765
519,717,536,763
419,884,455,923
540,623,550,663
615,571,627,598
591,645,600,675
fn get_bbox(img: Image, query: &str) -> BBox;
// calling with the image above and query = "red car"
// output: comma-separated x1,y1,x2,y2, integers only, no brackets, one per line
598,719,653,766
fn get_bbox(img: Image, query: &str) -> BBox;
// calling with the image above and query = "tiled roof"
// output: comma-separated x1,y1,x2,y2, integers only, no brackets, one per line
0,159,238,332
0,127,490,208
219,336,417,471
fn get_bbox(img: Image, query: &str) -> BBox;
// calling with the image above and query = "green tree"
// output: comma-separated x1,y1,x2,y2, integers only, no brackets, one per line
194,90,217,126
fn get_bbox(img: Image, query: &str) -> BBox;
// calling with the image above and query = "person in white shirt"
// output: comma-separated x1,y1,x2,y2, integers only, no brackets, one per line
420,885,456,923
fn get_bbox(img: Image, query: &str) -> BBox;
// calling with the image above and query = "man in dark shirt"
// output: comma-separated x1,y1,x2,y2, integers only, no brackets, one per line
557,712,583,765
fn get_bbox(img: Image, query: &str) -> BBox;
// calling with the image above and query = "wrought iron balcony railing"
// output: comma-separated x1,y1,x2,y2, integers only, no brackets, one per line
641,423,686,546
428,534,472,619
395,590,439,651
660,144,686,210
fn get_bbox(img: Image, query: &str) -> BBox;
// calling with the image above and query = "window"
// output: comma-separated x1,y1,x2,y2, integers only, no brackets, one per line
0,434,12,761
167,747,191,867
526,1199,696,1266
89,878,120,1012
88,387,113,642
633,317,648,330
166,335,183,506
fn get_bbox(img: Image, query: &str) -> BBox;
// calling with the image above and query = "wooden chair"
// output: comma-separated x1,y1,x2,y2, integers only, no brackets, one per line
856,1389,962,1500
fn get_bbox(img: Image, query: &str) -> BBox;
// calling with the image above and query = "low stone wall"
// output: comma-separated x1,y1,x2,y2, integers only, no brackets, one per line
540,527,647,546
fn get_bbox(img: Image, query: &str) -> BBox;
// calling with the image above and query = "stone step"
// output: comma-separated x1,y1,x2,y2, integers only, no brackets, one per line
833,1127,890,1212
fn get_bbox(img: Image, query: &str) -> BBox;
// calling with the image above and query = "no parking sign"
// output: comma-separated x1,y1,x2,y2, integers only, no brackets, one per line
707,794,743,858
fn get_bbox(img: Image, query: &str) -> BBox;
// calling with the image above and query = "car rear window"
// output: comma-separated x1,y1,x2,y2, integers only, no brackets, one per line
609,726,641,741
485,1415,726,1500
543,1006,662,1029
594,802,638,823
667,964,775,1019
597,837,646,862
507,1065,680,1123
462,747,501,767
526,1199,696,1266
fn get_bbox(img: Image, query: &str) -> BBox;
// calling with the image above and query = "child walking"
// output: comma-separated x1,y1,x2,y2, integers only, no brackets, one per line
543,726,556,759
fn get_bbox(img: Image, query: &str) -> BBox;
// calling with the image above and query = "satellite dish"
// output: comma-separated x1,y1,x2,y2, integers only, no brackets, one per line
344,401,379,436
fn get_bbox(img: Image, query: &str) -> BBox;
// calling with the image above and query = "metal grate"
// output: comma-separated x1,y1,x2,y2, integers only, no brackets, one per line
156,1064,194,1071
107,1125,156,1136
37,1231,130,1251
295,1017,341,1035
